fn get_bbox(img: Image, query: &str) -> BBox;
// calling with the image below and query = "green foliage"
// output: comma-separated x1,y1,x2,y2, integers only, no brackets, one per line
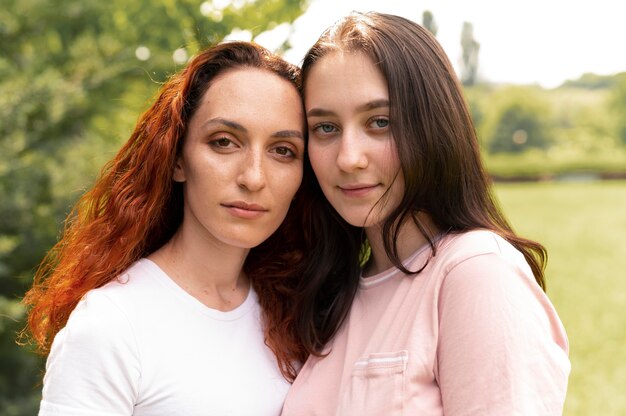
609,73,626,144
560,71,625,89
547,87,616,150
464,83,494,137
496,181,626,416
0,299,42,416
483,148,626,179
480,86,553,153
0,0,308,413
465,77,626,176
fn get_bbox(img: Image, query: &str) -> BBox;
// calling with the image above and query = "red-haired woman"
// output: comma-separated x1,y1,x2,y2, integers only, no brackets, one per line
22,41,307,415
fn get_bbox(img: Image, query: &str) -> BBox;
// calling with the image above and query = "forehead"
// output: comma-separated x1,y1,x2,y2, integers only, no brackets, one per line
190,67,303,127
206,67,297,105
304,51,388,108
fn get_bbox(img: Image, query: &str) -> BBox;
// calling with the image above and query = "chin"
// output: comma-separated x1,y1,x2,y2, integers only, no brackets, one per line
223,233,274,249
227,239,267,249
342,217,369,228
336,210,375,228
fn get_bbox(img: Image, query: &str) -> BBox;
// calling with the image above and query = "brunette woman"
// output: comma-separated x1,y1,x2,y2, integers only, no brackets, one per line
284,12,570,415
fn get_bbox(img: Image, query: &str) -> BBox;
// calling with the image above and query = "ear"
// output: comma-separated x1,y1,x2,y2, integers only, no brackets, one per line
172,156,186,182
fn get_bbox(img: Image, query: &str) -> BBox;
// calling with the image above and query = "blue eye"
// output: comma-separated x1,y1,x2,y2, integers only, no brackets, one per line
371,118,389,129
317,124,337,134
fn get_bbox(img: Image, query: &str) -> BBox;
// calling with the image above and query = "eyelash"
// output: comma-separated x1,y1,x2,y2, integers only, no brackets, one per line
312,123,338,135
272,145,297,159
209,137,236,149
369,117,389,129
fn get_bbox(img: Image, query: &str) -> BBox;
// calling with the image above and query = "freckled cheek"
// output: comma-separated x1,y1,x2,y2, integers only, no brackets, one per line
195,166,231,186
269,165,303,201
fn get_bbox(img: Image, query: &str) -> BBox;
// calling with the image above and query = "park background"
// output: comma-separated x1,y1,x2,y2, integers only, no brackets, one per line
1,0,625,414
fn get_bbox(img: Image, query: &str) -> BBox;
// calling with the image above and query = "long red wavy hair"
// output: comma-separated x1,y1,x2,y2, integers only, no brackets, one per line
21,41,307,380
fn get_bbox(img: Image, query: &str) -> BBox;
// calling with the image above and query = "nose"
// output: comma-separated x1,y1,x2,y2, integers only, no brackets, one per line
336,127,368,172
236,147,266,191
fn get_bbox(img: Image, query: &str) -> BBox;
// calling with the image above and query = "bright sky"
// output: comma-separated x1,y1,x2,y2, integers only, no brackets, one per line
255,0,626,88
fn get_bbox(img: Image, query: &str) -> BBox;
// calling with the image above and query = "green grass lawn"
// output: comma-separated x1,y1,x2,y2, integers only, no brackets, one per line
495,180,626,416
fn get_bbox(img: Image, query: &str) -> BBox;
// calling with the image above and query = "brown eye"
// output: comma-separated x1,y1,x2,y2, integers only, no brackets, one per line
215,138,232,147
208,136,237,150
272,145,296,158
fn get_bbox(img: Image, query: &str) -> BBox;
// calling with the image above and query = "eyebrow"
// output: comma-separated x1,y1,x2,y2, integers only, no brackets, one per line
306,99,390,117
272,130,304,140
202,117,247,132
202,117,303,140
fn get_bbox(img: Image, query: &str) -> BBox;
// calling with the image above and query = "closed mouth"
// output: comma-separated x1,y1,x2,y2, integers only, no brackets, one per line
221,202,268,212
339,184,379,191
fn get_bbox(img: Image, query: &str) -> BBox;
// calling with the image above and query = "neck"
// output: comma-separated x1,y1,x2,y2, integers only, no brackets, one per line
149,221,250,311
363,212,438,277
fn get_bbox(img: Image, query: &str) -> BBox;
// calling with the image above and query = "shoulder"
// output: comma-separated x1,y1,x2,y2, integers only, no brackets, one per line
432,232,570,413
86,258,163,314
60,259,159,342
428,230,550,323
432,230,568,353
438,229,522,260
433,229,531,277
45,262,150,380
43,276,143,415
97,258,160,297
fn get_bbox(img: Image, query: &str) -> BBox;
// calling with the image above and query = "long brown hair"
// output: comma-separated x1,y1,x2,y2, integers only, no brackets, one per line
21,41,307,380
296,12,547,355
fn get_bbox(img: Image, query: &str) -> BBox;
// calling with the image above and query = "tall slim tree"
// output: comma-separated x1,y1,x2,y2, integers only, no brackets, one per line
460,21,480,86
422,10,438,36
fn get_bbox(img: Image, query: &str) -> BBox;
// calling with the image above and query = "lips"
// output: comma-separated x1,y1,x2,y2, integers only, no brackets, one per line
338,183,379,197
221,201,268,219
223,201,267,211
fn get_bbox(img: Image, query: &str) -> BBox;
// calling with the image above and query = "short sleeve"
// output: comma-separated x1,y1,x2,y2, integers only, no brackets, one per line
435,252,570,416
39,291,141,416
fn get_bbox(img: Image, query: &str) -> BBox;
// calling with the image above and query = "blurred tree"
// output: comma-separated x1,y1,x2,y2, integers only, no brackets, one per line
422,10,437,36
460,21,480,86
561,72,624,90
548,86,617,154
481,87,554,154
0,0,308,413
610,73,626,144
463,84,494,143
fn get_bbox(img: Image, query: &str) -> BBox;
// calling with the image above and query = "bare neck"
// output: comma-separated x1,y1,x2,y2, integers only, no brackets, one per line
148,223,250,312
363,212,438,277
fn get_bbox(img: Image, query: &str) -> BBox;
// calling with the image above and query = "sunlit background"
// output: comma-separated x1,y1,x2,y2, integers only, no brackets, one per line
1,1,625,415
249,0,626,88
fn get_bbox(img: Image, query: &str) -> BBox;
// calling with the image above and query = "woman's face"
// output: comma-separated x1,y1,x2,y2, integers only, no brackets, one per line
175,68,305,249
305,51,404,228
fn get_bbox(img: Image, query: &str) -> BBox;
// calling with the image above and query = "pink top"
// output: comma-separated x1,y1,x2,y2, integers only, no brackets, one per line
282,230,570,415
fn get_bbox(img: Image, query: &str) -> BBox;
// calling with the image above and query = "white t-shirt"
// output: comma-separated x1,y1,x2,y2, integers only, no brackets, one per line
40,259,290,416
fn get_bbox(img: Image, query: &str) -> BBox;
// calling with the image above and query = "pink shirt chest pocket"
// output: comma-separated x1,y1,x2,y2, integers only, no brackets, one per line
337,350,408,416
